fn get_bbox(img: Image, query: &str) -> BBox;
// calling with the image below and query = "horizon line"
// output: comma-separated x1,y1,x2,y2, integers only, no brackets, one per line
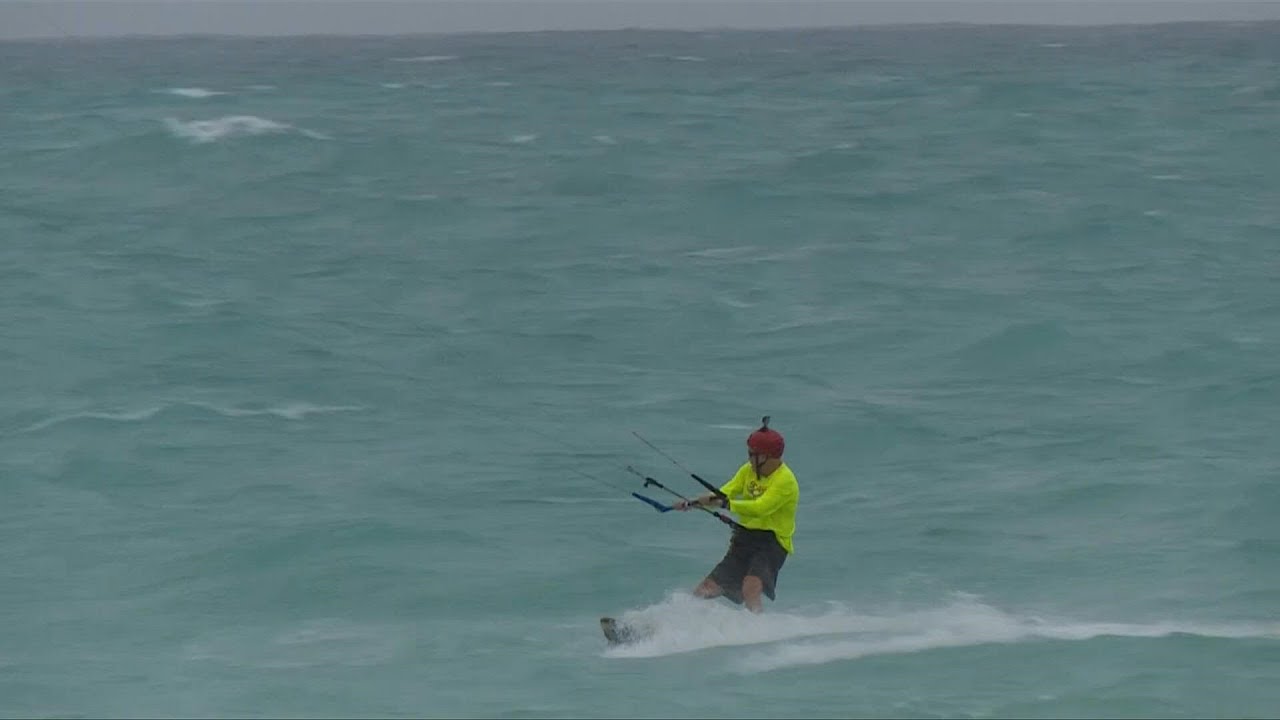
6,17,1280,43
5,0,1280,41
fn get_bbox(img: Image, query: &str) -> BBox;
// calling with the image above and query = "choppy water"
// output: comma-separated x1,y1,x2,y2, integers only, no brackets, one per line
2,23,1278,719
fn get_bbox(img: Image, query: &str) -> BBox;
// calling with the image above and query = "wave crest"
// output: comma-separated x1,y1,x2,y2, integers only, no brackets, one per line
163,115,330,144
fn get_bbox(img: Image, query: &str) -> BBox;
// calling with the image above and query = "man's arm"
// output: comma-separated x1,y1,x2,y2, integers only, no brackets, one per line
675,492,719,510
726,477,797,517
674,466,748,511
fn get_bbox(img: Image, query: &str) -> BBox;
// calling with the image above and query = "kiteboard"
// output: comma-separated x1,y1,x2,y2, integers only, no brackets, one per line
600,616,653,645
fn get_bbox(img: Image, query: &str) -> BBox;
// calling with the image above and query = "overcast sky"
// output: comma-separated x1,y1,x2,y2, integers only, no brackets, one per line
4,1,1280,40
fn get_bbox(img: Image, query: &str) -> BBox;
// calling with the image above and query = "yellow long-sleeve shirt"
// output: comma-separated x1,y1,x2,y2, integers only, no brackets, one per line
721,461,799,553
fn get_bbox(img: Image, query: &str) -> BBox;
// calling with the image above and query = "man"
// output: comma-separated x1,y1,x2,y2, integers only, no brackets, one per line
674,417,799,613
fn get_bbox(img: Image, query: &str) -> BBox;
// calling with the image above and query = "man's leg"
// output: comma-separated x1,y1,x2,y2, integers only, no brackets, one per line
741,575,764,613
699,538,747,603
694,576,724,599
741,537,786,614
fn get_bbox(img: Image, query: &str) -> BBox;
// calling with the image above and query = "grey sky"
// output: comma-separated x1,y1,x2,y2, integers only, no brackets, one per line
4,1,1280,40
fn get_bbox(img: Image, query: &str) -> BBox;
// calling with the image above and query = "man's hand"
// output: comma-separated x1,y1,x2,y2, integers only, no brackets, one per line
675,494,720,511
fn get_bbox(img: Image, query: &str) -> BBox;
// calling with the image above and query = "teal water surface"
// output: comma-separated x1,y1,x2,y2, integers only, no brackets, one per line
2,23,1279,719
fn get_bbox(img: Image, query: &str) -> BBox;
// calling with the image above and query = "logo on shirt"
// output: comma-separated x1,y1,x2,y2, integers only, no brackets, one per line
747,479,766,498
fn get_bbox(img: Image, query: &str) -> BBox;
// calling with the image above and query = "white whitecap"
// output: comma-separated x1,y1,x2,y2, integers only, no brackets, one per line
714,295,754,309
19,401,363,433
21,407,164,433
390,55,458,63
162,87,227,98
685,246,754,259
187,401,364,420
163,115,328,144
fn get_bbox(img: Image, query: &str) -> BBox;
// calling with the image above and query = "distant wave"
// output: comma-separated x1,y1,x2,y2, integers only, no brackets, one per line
187,401,365,421
22,408,164,433
19,402,365,433
163,115,331,144
685,246,754,260
389,55,458,63
647,54,706,62
160,87,228,99
185,618,402,670
602,592,1278,673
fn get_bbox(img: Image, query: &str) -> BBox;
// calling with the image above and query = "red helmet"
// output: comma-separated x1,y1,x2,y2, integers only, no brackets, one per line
746,416,784,458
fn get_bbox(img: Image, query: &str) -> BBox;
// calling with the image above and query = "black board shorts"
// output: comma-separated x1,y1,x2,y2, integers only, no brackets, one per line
707,527,789,604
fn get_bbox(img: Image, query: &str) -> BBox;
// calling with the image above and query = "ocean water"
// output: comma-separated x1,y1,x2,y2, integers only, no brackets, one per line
2,22,1279,719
